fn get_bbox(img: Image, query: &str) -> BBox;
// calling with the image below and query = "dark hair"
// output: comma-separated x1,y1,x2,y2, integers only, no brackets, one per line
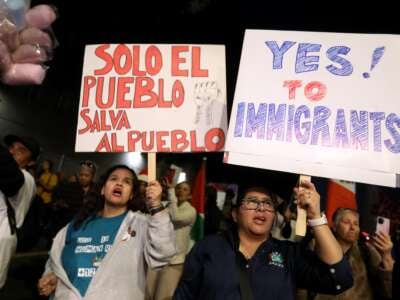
43,159,53,171
176,181,192,191
235,186,278,209
73,165,140,229
205,185,218,208
38,159,53,176
80,160,97,175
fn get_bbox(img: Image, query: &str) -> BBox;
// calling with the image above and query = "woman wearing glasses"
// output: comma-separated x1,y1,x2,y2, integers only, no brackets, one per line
174,181,353,300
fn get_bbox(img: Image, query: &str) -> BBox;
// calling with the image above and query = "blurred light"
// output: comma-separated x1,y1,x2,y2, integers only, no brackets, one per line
125,152,145,172
177,172,186,184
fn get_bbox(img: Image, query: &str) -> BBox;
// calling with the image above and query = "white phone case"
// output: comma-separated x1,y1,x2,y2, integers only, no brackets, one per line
376,216,390,235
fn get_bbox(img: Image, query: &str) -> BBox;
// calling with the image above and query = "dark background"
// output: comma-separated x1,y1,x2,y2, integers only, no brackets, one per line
1,1,400,299
1,0,400,200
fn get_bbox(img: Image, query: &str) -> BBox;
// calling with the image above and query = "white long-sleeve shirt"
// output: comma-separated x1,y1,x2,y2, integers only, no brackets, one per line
166,188,196,265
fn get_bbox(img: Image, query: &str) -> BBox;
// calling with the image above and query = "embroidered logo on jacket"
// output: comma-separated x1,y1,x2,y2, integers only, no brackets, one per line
268,251,284,268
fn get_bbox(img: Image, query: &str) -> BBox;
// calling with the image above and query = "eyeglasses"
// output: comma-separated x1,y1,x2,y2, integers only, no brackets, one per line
241,197,275,212
80,160,95,169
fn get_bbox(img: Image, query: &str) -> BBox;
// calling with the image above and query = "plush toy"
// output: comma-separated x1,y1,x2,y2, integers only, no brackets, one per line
0,2,57,85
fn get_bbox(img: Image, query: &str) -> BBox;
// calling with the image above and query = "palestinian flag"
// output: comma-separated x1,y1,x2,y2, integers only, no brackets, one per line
190,158,206,244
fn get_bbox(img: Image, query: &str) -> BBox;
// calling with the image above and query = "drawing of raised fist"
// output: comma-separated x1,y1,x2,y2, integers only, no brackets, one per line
193,81,221,126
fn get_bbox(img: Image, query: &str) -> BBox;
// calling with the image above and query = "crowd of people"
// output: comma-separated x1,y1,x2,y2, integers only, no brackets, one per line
0,133,399,300
1,2,399,299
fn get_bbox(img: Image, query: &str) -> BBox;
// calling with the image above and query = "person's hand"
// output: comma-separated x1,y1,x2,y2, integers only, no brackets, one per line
0,4,57,85
371,232,393,256
293,180,321,219
367,232,395,271
145,180,162,208
160,176,174,189
38,272,57,296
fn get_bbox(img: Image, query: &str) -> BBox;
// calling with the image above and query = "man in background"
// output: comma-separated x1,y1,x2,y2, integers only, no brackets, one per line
78,160,97,195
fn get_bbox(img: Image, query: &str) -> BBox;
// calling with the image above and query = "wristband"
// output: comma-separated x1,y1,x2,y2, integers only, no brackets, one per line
149,205,165,216
307,213,328,227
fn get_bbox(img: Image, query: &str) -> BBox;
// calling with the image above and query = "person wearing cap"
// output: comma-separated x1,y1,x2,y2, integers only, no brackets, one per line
0,134,39,288
174,182,353,300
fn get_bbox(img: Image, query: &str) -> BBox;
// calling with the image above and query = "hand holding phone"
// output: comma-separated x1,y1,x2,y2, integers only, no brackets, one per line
371,231,394,263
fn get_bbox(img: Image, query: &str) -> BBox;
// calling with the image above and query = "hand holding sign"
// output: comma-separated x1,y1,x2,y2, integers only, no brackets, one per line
145,180,163,208
293,175,322,236
294,179,321,219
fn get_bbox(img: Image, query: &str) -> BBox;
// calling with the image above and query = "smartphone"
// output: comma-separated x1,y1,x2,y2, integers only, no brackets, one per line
376,216,390,235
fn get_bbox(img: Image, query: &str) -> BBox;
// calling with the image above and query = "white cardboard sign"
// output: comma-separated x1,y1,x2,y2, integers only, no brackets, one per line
225,30,400,187
75,44,227,153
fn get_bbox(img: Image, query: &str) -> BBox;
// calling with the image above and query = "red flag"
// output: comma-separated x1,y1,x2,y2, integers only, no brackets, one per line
326,179,357,226
190,158,206,242
191,158,206,214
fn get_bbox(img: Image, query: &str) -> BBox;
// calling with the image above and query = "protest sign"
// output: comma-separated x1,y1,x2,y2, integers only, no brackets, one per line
225,29,400,187
75,44,227,153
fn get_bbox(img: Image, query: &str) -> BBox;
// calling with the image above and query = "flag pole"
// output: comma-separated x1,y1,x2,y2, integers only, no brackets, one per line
148,152,156,181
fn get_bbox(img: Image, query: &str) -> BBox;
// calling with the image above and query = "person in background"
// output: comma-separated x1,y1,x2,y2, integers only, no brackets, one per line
204,184,223,236
48,181,85,241
78,160,97,196
36,159,58,205
174,181,353,299
220,187,236,231
36,159,58,238
38,164,176,299
146,180,196,300
271,197,299,242
137,170,148,196
45,163,99,245
0,134,39,288
312,207,394,300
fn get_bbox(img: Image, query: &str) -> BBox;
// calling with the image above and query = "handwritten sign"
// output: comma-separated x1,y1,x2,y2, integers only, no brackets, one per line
225,30,400,187
75,44,227,153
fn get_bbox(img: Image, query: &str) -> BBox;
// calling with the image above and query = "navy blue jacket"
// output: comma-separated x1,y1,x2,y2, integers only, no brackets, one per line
174,230,353,300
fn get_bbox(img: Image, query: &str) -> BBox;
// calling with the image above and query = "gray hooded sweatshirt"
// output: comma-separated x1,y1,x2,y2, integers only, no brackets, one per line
45,210,176,300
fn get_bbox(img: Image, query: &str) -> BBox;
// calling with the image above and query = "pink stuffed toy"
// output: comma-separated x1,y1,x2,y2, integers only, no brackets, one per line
0,3,57,85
